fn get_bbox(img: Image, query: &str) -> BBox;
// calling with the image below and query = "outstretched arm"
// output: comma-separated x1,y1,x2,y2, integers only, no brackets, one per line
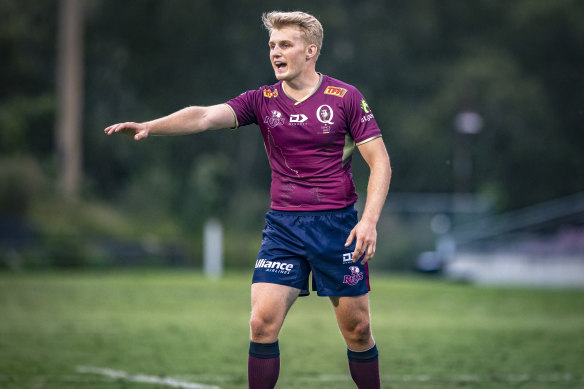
104,104,236,140
345,137,391,264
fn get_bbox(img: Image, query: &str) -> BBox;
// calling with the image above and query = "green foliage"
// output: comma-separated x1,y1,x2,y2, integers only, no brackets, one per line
181,153,232,224
44,233,89,268
1,0,583,268
0,156,44,216
80,0,584,212
0,1,57,158
0,94,55,154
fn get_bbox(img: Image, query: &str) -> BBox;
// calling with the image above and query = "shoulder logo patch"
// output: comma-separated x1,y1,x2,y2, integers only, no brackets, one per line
263,89,279,98
360,98,371,113
324,86,347,98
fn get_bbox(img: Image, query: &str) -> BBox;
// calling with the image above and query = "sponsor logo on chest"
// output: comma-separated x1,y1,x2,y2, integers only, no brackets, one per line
262,104,338,134
324,86,348,98
289,114,308,125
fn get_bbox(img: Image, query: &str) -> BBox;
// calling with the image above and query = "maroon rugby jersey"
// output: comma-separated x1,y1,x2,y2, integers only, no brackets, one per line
225,74,381,211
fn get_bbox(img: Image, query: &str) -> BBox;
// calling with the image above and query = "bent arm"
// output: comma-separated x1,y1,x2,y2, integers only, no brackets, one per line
358,137,391,226
345,137,392,263
104,103,236,140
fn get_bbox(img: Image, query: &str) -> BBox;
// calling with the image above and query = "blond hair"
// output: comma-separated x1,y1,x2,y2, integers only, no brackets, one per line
262,11,323,61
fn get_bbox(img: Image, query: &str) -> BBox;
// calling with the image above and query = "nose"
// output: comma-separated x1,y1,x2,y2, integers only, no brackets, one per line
271,46,282,58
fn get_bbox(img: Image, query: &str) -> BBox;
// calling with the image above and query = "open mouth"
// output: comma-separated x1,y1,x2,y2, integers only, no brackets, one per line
275,61,287,71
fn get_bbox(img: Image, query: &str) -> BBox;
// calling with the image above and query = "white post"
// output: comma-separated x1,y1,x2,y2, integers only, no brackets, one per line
203,218,223,279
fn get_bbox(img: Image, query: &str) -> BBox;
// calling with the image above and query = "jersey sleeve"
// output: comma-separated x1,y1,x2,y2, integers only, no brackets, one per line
224,89,261,128
346,88,382,145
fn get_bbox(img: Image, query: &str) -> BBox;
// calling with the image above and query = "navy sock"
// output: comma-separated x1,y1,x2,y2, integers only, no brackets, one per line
347,344,380,389
248,341,280,389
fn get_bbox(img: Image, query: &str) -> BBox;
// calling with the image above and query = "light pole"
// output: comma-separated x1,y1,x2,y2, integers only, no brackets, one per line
452,110,484,224
453,110,483,194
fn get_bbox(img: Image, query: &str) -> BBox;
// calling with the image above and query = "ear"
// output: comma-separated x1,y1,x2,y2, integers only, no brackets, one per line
306,44,318,60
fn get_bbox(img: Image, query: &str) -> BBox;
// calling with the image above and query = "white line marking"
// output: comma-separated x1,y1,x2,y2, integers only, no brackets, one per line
76,366,221,389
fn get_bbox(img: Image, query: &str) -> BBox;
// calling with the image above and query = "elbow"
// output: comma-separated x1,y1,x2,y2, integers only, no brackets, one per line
382,153,392,188
381,150,392,179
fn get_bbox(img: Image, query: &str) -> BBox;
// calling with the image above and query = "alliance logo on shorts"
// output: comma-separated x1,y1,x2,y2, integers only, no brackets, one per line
255,258,294,274
264,110,285,128
343,266,364,286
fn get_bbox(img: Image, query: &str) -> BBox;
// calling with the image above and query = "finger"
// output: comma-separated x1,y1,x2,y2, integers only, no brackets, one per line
368,242,375,258
352,241,364,262
112,122,128,131
345,228,356,247
361,243,375,264
112,124,125,134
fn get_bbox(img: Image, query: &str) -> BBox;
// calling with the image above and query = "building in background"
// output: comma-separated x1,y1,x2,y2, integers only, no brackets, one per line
437,192,584,287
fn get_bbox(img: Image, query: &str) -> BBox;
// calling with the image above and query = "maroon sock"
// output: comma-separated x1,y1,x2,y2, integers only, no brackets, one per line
248,341,280,389
347,344,380,389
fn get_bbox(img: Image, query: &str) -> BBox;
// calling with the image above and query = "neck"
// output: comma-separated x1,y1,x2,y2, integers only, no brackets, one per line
283,70,320,94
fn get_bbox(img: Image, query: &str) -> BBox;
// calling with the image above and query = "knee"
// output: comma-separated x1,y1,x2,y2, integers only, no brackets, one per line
345,320,372,345
249,313,278,342
249,314,266,335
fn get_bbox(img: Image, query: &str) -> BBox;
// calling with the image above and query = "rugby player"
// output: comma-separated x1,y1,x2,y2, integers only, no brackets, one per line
105,11,391,389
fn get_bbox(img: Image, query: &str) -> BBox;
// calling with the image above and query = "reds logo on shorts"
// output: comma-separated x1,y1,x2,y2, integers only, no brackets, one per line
343,266,364,286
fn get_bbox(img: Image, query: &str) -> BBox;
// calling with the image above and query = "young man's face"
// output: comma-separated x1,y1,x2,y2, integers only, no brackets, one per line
268,26,314,82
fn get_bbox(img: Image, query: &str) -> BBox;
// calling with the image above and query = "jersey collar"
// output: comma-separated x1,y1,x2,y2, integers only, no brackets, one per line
282,73,323,105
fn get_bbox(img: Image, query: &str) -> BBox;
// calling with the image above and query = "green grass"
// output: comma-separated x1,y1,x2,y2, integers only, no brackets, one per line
0,271,583,388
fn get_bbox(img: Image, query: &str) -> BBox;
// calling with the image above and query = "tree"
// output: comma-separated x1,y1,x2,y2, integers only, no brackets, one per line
55,0,84,201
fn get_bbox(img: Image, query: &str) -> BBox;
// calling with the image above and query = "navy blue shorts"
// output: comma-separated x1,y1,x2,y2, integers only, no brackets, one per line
252,205,370,297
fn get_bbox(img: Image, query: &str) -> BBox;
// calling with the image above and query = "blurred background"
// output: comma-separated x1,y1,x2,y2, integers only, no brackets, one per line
1,0,583,286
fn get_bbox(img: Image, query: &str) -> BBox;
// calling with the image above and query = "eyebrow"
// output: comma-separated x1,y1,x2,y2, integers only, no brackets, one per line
269,39,294,45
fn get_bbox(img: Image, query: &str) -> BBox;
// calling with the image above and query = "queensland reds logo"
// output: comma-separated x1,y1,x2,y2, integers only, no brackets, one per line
264,110,285,128
316,104,335,133
316,105,334,125
343,266,364,286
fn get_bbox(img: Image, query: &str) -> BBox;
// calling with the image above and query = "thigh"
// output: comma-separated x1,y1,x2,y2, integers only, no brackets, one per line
250,282,301,342
330,294,371,327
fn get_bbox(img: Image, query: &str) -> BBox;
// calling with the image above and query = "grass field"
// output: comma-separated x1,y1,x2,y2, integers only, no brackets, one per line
0,270,583,389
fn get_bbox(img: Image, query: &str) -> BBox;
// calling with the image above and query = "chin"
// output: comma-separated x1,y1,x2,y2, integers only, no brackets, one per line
274,71,287,80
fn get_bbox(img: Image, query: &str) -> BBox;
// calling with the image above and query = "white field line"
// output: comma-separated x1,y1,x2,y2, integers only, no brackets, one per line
76,366,221,389
4,370,583,386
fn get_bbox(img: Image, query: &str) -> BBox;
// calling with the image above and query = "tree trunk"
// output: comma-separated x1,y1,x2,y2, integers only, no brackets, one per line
56,0,84,201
